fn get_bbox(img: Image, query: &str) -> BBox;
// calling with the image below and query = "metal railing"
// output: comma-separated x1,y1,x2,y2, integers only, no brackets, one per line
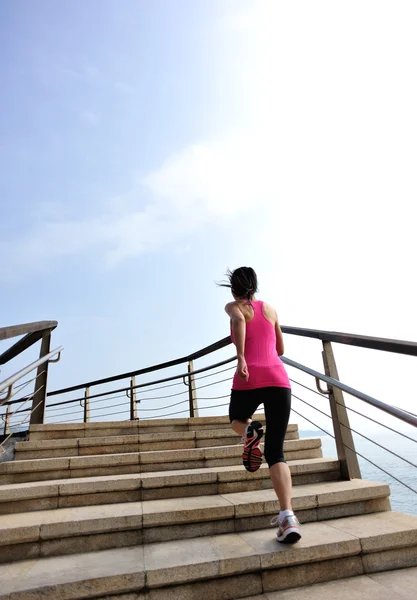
2,322,416,506
0,348,63,403
0,346,63,446
282,357,417,428
0,321,62,437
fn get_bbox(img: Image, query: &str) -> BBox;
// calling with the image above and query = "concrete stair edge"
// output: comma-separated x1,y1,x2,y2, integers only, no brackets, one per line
1,511,417,600
0,458,341,514
28,414,286,440
0,479,392,563
239,567,417,600
28,414,272,432
0,439,324,486
15,429,300,460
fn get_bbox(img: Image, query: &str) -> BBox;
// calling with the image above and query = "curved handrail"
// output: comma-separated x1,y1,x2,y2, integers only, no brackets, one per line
281,357,417,428
0,321,58,366
7,356,236,411
29,351,417,430
0,321,57,341
0,347,64,404
48,337,232,396
48,326,417,396
281,327,417,356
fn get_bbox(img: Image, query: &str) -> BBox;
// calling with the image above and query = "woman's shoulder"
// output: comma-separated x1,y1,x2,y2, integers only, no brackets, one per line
225,301,254,321
259,298,276,307
224,301,243,316
224,300,238,312
260,300,278,320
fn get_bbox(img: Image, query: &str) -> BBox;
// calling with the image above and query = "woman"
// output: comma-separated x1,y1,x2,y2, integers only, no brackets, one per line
221,266,301,544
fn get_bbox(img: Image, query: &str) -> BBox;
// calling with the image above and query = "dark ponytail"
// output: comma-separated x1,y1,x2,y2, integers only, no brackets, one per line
218,267,258,302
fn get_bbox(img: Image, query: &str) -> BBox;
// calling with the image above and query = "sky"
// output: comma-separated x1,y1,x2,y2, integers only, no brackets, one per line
1,1,416,438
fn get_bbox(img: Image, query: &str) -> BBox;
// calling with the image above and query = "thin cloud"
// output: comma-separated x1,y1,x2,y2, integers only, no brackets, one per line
80,110,100,126
1,134,271,280
114,81,135,94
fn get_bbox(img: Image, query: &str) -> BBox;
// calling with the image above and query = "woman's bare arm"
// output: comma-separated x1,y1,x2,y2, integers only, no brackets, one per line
225,302,249,381
262,302,285,356
274,310,285,356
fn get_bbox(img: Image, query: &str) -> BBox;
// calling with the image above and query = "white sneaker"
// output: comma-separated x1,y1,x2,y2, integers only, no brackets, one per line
271,514,301,544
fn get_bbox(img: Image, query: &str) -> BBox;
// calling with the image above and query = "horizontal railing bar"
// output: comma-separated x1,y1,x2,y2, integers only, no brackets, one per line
0,378,36,408
281,327,417,356
186,336,231,360
12,363,235,414
282,357,417,428
0,394,35,409
134,375,233,404
0,347,64,398
42,356,236,408
0,321,57,342
290,377,417,444
215,327,417,357
292,392,417,467
290,404,417,495
48,337,232,396
0,330,46,366
47,326,417,398
0,396,46,449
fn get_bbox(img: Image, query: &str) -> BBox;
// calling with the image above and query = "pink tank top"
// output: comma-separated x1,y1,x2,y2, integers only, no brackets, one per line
231,300,291,391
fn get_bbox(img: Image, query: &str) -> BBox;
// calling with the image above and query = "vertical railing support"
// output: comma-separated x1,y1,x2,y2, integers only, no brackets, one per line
2,404,10,436
322,341,361,480
130,376,138,421
83,387,90,423
30,330,51,426
187,360,198,418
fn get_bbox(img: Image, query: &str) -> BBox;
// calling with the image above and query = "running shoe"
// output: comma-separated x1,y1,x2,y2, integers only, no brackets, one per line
271,514,301,544
242,420,264,472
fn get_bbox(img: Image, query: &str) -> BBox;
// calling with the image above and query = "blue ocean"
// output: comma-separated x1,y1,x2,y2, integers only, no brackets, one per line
304,432,417,516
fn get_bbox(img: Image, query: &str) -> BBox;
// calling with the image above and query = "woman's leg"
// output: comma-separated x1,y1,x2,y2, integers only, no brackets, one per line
229,390,264,471
263,387,300,542
269,463,293,511
231,418,250,436
263,387,293,509
229,390,259,435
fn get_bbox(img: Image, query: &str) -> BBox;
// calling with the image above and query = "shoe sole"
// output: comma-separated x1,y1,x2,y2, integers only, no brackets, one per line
243,446,263,472
277,529,302,544
242,423,264,472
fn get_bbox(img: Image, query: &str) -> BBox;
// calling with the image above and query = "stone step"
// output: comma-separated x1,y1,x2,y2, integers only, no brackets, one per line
0,438,322,484
16,427,300,460
0,458,340,514
28,414,276,440
1,511,416,600
241,567,417,600
0,480,391,563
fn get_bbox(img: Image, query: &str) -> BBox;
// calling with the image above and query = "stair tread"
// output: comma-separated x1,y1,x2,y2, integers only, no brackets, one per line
17,425,299,451
27,414,273,437
28,414,271,432
0,479,389,542
0,458,339,500
1,512,416,599
0,438,322,472
242,567,417,599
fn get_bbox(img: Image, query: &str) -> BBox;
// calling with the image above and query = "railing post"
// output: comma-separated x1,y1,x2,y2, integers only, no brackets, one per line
322,341,361,480
2,404,10,436
84,387,90,423
30,330,51,426
130,376,138,421
188,360,198,418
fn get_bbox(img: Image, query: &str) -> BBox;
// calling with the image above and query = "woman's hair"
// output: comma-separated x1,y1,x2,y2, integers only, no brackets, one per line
219,267,258,302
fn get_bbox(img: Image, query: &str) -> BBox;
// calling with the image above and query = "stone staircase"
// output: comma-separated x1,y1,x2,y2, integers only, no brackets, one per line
0,415,416,599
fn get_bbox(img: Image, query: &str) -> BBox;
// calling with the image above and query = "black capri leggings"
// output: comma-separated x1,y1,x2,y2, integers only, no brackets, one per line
229,386,291,468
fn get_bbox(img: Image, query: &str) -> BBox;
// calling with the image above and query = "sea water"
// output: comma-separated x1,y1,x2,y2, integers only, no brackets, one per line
311,432,417,516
